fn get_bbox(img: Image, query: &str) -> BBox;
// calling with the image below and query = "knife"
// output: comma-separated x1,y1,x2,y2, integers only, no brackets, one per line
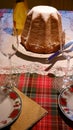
48,41,73,61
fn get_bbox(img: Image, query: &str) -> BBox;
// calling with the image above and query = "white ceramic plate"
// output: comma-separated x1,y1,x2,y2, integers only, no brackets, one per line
58,85,73,121
0,90,22,129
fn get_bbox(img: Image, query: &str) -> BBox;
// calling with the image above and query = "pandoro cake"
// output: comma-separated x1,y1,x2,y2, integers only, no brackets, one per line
21,5,65,54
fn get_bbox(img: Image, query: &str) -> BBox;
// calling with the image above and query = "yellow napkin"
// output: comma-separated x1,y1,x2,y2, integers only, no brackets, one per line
10,87,48,130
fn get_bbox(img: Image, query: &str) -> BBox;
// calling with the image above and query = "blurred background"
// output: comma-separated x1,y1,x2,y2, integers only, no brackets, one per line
0,0,73,10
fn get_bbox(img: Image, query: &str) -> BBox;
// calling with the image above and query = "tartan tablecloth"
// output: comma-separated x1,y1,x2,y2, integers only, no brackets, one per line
13,73,73,130
0,73,73,130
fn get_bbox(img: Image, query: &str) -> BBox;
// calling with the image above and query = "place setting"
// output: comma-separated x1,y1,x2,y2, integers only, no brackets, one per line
0,24,22,129
52,68,73,123
0,20,48,130
52,48,73,123
47,26,73,122
0,82,48,130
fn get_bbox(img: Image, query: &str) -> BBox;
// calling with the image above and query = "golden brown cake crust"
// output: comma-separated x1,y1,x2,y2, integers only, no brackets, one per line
21,6,65,54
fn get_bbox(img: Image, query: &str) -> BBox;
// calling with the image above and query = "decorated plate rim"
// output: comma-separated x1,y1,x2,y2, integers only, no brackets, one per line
58,85,73,121
0,89,22,129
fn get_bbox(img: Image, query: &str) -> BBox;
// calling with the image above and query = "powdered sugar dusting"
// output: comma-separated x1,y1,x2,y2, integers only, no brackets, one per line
28,6,59,21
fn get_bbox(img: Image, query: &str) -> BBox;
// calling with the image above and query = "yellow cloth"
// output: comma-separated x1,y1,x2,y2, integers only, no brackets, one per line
10,87,48,130
13,1,28,34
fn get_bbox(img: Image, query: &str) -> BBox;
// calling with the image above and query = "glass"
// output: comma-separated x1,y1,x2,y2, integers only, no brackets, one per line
0,22,19,92
52,39,73,93
0,75,9,103
53,67,73,93
59,39,73,90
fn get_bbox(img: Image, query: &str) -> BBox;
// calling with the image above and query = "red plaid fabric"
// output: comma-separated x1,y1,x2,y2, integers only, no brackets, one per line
0,73,73,130
11,73,73,130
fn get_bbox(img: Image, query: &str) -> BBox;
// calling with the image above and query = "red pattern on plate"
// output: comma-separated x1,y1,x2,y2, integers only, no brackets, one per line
9,92,18,100
69,85,73,92
60,97,67,106
0,120,7,125
8,109,19,119
59,86,73,122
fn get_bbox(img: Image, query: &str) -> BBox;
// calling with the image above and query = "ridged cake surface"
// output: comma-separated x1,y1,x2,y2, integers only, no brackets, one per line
21,6,65,54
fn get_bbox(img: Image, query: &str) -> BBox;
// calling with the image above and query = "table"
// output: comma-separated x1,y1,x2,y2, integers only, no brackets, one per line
0,9,73,130
1,73,73,130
